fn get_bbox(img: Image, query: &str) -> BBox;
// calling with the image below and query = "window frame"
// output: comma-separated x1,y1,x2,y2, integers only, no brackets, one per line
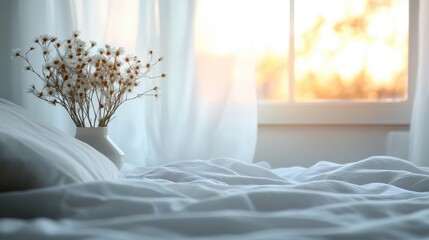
258,0,417,125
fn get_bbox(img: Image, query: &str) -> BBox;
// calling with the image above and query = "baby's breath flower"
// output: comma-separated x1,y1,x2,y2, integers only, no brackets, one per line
72,30,81,38
51,57,61,66
10,48,21,59
44,63,53,71
40,34,50,43
42,46,50,55
116,47,125,56
44,87,55,96
65,59,78,68
74,39,86,48
90,40,97,47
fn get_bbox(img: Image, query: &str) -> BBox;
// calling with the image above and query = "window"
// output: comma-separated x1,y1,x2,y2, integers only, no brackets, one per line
196,0,416,124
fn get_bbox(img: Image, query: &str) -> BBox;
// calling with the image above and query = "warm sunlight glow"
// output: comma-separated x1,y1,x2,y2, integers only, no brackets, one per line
294,0,408,101
196,0,256,55
104,0,140,51
196,0,408,101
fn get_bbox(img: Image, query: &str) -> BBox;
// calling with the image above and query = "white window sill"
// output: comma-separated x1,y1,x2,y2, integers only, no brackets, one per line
258,101,412,125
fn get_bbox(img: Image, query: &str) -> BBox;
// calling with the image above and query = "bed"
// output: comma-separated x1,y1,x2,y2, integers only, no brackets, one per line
1,98,429,240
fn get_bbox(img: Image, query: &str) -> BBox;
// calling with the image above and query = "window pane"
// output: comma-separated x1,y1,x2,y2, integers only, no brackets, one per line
195,0,408,102
294,0,408,101
254,0,290,101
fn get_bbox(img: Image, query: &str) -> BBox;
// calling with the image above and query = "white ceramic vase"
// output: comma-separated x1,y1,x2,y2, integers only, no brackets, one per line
75,127,124,169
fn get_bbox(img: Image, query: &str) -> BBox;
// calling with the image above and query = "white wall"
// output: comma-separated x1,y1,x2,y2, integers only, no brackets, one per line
0,1,17,103
255,125,409,168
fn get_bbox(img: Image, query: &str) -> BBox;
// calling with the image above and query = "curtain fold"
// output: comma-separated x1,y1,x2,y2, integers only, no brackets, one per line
7,0,77,133
410,0,429,166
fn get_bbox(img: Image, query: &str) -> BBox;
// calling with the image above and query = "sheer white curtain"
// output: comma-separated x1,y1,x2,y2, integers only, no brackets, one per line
5,0,77,133
410,0,429,166
93,0,258,167
2,0,257,167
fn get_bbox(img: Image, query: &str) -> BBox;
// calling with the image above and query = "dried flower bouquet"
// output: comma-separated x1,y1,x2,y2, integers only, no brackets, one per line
12,31,165,127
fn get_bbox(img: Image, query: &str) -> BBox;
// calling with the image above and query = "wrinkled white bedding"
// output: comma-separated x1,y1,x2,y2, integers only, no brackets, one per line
1,156,429,239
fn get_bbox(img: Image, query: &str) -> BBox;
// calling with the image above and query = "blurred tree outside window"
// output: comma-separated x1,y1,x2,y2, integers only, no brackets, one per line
197,0,409,102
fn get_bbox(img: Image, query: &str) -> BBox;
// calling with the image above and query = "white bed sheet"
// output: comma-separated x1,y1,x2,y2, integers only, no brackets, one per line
1,156,429,239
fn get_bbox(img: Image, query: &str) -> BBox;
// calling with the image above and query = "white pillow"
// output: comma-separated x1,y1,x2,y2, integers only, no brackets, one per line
0,98,120,192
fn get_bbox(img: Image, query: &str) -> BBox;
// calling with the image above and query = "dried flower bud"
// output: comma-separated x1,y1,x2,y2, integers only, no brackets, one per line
41,35,49,43
42,47,49,55
115,47,124,56
161,73,166,78
11,48,21,59
72,30,80,38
